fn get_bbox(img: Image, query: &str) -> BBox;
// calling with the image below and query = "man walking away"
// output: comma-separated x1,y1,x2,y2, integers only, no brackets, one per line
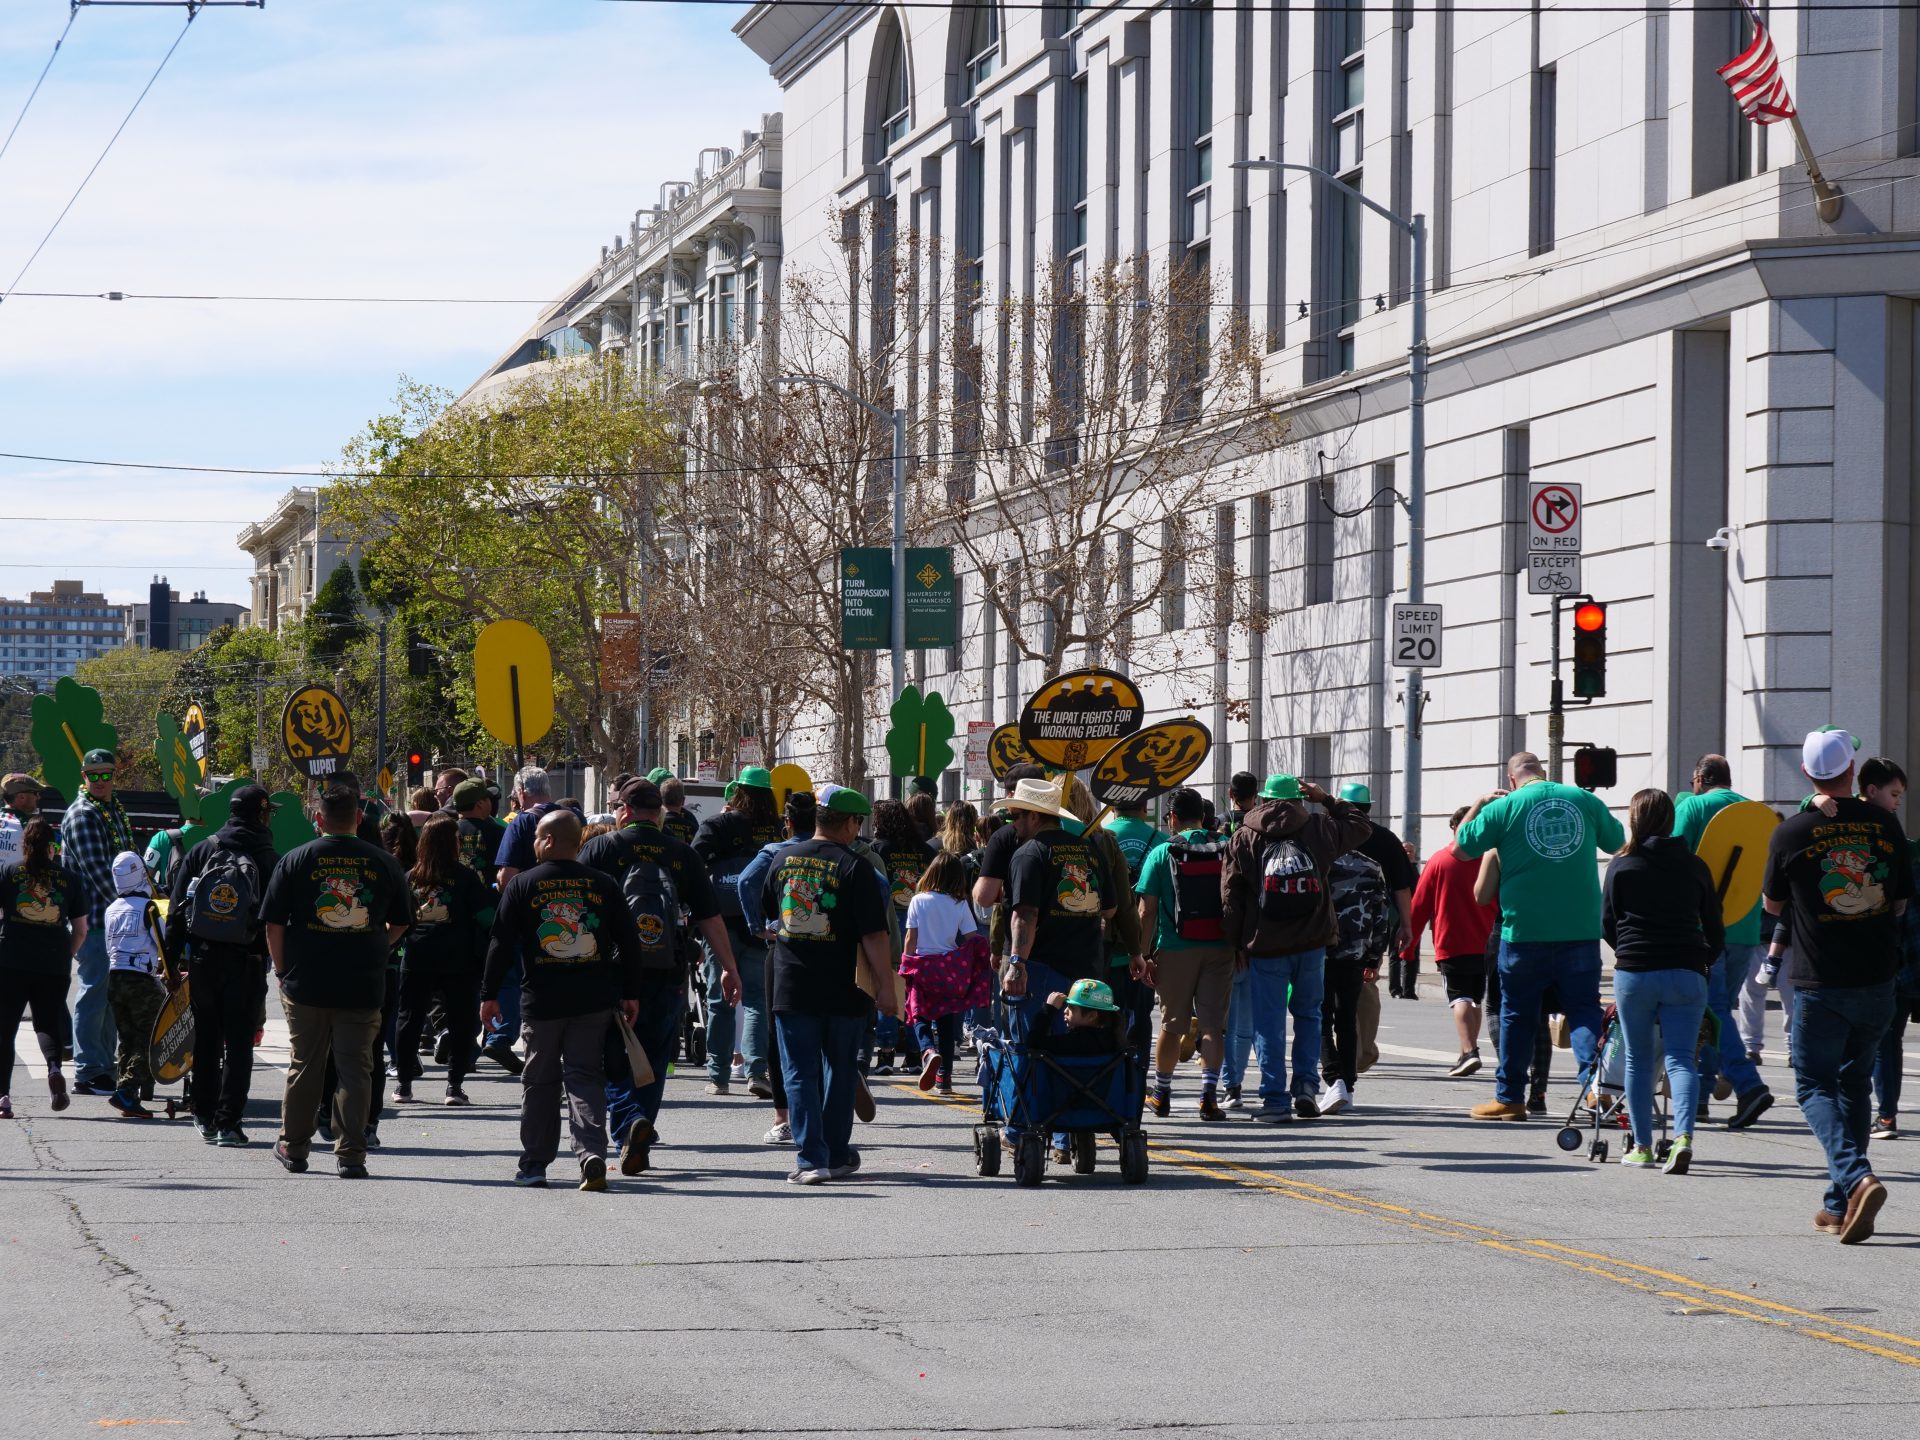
1673,753,1776,1130
1853,759,1920,1138
760,786,894,1183
262,782,414,1178
451,779,506,889
1338,784,1416,997
1764,729,1911,1241
1454,752,1623,1122
1000,779,1117,1046
1137,787,1233,1119
60,748,136,1094
484,765,558,1075
484,808,645,1191
1404,807,1499,1076
1321,848,1396,1114
1221,774,1372,1123
693,768,783,1095
168,785,278,1145
1225,772,1259,835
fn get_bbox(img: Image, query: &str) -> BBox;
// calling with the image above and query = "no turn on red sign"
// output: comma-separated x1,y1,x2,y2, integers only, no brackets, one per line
1527,481,1582,595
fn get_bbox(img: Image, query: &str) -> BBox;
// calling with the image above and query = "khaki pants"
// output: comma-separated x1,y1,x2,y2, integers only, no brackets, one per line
279,996,382,1165
1357,978,1381,1074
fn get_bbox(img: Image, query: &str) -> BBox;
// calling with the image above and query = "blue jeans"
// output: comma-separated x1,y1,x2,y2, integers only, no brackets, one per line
1245,948,1324,1109
705,936,769,1081
72,925,116,1080
487,956,521,1049
1495,940,1603,1105
1699,944,1765,1098
1873,1007,1909,1121
604,969,683,1146
1794,982,1895,1216
775,1010,864,1174
1223,967,1254,1091
1614,968,1708,1147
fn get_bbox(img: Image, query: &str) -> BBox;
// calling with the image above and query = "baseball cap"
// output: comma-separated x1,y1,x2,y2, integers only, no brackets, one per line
450,779,490,812
616,777,663,810
815,784,873,817
1261,774,1303,801
646,767,673,785
111,850,150,896
231,784,274,821
1802,726,1862,781
1,772,41,799
83,748,116,768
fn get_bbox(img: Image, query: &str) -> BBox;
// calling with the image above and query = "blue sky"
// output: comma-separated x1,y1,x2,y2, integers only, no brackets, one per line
0,0,777,606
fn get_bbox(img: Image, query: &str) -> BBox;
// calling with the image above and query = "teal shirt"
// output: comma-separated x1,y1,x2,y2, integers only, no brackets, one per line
1103,815,1167,884
1136,828,1212,954
1673,788,1762,946
1454,780,1625,943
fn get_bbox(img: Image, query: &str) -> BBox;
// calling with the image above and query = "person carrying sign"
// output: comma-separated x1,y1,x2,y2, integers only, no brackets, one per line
1136,787,1233,1120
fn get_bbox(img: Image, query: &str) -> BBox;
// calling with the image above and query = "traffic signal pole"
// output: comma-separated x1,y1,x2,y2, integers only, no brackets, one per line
1549,601,1564,783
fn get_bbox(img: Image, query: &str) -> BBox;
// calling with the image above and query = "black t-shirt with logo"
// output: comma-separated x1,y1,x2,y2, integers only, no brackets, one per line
1008,828,1116,982
402,864,495,975
579,822,721,969
1764,798,1915,990
457,815,508,888
483,859,645,1020
876,837,940,913
260,836,414,1009
0,860,91,977
760,837,889,1016
661,809,699,847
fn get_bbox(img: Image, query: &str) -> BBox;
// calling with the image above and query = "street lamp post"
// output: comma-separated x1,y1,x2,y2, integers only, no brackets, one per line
777,374,908,797
1233,158,1428,858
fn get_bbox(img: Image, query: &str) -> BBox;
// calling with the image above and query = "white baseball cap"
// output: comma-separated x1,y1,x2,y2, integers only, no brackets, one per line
1802,726,1861,782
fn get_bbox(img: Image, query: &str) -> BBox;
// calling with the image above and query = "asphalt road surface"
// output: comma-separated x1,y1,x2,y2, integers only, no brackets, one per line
8,991,1920,1439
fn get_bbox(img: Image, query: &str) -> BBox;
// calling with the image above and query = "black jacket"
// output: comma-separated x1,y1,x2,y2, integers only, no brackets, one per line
1602,836,1723,974
166,819,279,960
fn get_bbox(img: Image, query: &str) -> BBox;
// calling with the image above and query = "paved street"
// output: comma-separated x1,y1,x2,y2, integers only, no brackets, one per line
9,991,1920,1440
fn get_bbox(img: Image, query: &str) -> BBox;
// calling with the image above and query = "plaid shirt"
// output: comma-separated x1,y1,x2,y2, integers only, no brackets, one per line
60,794,132,924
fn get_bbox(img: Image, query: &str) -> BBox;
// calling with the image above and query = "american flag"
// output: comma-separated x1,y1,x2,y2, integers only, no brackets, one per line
1716,16,1796,124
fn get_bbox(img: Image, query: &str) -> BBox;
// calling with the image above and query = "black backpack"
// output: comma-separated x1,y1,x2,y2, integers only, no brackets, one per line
620,843,683,970
1258,835,1324,923
185,842,262,946
1167,840,1227,942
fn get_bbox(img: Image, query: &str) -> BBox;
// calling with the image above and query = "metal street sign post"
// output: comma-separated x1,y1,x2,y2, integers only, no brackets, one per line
1390,604,1444,669
1527,481,1583,595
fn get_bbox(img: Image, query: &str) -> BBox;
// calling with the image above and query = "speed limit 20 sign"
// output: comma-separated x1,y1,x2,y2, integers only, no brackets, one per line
1391,604,1443,669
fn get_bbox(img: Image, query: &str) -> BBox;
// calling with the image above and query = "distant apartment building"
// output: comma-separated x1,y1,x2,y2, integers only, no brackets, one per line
0,580,128,686
236,487,359,634
124,579,249,651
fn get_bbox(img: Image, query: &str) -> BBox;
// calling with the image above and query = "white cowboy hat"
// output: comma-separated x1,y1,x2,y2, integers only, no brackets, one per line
1004,777,1074,820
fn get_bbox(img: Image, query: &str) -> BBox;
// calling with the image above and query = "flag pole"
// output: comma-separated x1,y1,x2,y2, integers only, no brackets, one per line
1735,0,1842,222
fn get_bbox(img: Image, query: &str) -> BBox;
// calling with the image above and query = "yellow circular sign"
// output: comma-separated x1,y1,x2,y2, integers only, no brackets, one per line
987,724,1038,782
1694,800,1781,926
1018,668,1144,771
769,762,813,812
281,684,353,778
1091,718,1213,808
183,701,209,779
474,620,555,750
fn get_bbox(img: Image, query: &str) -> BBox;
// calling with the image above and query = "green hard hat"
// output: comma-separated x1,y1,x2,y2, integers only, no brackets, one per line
1065,978,1120,1013
735,765,773,790
646,767,673,784
1260,774,1302,801
1338,782,1371,805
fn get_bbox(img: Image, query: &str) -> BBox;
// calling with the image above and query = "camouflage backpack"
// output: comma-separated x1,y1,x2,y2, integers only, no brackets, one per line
1328,852,1395,965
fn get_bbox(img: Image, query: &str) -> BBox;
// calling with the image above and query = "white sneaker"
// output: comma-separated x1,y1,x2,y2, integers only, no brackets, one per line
1319,1080,1352,1115
730,1061,748,1083
763,1121,792,1145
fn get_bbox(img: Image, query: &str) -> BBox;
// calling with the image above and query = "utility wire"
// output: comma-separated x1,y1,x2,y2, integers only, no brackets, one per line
0,10,78,171
0,12,195,307
601,0,1919,9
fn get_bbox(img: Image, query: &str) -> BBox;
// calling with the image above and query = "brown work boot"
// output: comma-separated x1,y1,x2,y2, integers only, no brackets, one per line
1814,1208,1844,1234
1840,1176,1888,1244
1470,1099,1529,1121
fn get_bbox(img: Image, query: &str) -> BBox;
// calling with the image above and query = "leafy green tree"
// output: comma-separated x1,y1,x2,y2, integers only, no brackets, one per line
72,646,186,787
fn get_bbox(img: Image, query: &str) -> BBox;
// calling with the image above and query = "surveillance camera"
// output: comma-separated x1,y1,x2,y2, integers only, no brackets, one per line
1705,527,1733,553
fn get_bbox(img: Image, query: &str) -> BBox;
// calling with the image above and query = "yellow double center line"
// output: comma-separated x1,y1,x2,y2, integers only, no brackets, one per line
892,1082,1920,1372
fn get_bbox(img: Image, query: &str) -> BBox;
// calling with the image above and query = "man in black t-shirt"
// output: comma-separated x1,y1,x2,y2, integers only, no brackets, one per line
1001,778,1116,1046
1763,727,1913,1242
970,764,1049,961
760,785,892,1183
482,808,645,1191
451,780,507,889
581,777,739,1176
261,783,414,1178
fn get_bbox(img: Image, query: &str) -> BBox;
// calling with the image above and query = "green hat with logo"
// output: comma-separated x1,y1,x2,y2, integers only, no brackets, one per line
646,767,673,785
1338,782,1371,805
1065,978,1120,1013
815,783,873,817
1260,774,1302,801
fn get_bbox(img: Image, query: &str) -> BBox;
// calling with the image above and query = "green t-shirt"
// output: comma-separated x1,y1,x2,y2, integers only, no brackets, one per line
1135,828,1212,954
1103,815,1167,884
1673,787,1762,946
1454,780,1625,943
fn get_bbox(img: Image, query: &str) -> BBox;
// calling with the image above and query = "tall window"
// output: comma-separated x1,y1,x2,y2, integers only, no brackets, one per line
878,22,910,155
743,266,760,341
717,272,738,340
1304,472,1334,604
1181,0,1215,260
1331,0,1365,373
961,5,1000,100
1528,66,1557,256
1062,75,1090,272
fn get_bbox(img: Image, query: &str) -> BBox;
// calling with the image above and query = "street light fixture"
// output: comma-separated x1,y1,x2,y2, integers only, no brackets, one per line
1232,158,1429,856
776,374,909,793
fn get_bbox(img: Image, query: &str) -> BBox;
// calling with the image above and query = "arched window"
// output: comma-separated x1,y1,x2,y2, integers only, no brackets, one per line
876,18,910,155
960,5,999,100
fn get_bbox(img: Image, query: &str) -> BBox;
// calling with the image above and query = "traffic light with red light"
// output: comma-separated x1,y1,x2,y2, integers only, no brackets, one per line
1573,745,1618,791
1572,601,1607,698
406,749,426,787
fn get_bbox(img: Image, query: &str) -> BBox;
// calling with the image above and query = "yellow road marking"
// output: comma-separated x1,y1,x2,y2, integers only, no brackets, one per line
886,1079,1920,1372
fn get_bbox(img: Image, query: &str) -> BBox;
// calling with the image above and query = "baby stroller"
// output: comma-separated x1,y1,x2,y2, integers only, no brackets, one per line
1555,1002,1720,1163
972,1000,1149,1187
